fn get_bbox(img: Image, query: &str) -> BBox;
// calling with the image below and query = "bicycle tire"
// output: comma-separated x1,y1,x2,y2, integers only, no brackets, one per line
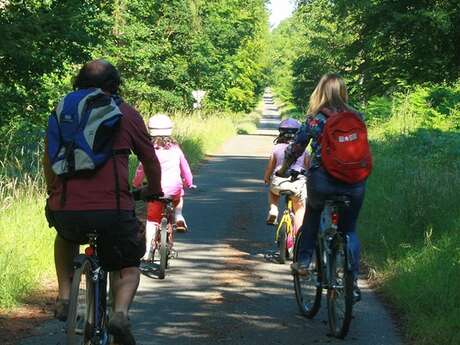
278,222,287,264
293,232,322,318
158,219,168,279
326,239,353,338
67,257,93,345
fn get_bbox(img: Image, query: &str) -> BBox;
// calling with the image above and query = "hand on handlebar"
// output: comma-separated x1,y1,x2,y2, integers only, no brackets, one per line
132,186,164,201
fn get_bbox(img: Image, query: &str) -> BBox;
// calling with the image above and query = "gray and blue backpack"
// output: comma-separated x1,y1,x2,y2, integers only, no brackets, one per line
47,88,123,177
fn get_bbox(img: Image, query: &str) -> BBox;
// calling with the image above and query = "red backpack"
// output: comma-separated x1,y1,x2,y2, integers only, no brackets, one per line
319,108,372,184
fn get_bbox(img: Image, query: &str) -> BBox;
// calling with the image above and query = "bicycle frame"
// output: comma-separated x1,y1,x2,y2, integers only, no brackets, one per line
275,196,294,243
152,199,176,253
318,203,349,289
73,233,109,345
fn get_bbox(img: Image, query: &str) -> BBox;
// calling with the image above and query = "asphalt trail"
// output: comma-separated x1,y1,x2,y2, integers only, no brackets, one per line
19,91,403,345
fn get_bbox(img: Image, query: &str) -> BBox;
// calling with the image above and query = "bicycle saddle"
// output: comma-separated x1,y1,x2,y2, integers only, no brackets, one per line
326,195,351,207
279,189,295,196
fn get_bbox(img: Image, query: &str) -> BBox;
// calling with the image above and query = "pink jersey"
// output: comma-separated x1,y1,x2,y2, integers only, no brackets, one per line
133,144,193,198
272,143,307,175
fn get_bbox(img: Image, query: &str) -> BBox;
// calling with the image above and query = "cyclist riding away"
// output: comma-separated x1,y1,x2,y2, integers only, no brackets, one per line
44,59,162,345
264,118,309,235
278,73,372,302
132,114,194,260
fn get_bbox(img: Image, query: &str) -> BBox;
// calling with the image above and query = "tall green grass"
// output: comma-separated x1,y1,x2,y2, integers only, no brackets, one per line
0,109,256,309
360,83,460,345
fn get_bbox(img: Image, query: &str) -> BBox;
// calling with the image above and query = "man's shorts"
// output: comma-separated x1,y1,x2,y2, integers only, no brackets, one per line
146,199,180,223
48,209,145,272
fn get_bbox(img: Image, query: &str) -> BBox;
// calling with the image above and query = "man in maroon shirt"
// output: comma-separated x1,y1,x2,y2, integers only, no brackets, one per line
44,60,162,345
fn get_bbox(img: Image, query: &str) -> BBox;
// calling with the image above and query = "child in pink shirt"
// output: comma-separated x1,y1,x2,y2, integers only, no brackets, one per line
132,114,194,260
263,118,309,232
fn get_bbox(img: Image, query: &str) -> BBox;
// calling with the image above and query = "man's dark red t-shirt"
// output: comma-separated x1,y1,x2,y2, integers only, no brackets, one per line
46,102,162,211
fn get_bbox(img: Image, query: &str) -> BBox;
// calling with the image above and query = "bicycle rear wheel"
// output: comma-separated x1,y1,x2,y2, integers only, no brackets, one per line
293,232,322,318
67,257,93,345
277,222,287,264
327,240,353,338
158,219,168,279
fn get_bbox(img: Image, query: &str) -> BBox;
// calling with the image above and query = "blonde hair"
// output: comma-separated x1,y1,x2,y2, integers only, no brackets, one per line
307,73,349,115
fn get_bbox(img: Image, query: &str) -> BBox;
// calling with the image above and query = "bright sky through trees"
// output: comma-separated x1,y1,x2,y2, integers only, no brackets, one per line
269,0,295,28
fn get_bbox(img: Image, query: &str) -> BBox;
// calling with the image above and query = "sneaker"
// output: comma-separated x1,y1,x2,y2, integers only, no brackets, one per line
175,219,188,233
266,209,278,225
353,282,362,303
108,312,136,345
54,298,69,322
290,259,311,276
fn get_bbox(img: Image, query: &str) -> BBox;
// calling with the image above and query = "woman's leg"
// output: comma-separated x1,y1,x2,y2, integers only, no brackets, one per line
338,184,365,278
297,204,322,262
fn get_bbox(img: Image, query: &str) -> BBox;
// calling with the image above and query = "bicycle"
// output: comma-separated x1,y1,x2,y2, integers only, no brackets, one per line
142,196,177,279
293,194,354,339
66,231,111,345
274,190,297,264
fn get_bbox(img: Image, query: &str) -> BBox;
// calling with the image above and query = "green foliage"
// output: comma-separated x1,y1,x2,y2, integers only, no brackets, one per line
359,83,460,345
0,0,269,156
269,0,460,108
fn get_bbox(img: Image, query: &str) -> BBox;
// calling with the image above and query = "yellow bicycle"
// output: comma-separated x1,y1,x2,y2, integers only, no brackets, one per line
275,190,297,264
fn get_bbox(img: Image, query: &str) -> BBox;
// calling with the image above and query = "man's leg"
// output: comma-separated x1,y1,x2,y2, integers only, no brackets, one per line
110,267,140,315
54,234,79,300
109,267,140,345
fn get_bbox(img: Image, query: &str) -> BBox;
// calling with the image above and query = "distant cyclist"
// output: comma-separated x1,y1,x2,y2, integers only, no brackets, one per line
132,113,194,260
263,118,309,235
279,73,372,301
44,59,162,345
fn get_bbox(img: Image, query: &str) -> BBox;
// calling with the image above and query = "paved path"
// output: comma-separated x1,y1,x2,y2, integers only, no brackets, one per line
19,91,403,345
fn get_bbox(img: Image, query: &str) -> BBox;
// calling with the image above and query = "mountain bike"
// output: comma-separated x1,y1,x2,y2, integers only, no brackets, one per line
274,190,297,264
66,232,111,345
142,197,177,279
293,195,354,339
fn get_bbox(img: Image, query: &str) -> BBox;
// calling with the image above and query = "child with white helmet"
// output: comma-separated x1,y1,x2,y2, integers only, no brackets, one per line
132,114,194,260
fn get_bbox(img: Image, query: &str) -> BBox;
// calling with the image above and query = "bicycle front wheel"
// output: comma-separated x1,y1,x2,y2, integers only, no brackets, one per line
277,222,287,264
67,257,94,345
326,240,353,338
158,219,168,279
293,232,322,318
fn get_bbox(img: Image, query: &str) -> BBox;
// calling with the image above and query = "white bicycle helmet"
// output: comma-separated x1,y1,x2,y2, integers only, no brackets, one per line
148,114,173,137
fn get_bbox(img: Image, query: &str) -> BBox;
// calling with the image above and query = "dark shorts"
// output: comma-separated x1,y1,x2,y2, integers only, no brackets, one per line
47,209,145,271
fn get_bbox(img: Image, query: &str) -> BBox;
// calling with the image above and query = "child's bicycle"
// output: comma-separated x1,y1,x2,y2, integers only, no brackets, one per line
66,231,111,345
143,196,177,279
293,195,355,339
274,190,297,264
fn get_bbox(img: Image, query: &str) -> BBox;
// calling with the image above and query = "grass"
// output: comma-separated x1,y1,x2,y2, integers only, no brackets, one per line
360,87,460,345
0,108,259,309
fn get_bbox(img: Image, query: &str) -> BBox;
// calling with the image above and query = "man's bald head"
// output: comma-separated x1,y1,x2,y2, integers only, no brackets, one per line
73,59,121,94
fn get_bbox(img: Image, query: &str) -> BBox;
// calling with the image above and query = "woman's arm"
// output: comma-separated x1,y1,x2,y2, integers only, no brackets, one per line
304,151,311,170
263,155,276,184
277,122,312,176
